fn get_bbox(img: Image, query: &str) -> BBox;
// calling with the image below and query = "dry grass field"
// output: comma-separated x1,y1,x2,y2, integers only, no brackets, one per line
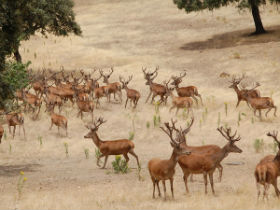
1,0,280,209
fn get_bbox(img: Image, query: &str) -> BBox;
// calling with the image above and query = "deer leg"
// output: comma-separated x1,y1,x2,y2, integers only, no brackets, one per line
272,180,280,197
145,91,152,103
49,121,53,130
259,110,262,120
190,174,194,182
274,106,277,117
170,178,174,198
162,180,167,200
264,183,270,200
191,96,198,106
22,124,26,140
183,173,190,193
256,182,261,199
236,99,241,108
81,111,83,120
217,164,223,182
118,90,122,103
128,149,140,169
96,154,104,167
12,126,16,139
101,155,109,169
209,172,215,195
203,172,208,194
265,108,272,117
150,93,156,104
123,153,129,164
125,98,128,108
8,125,11,134
197,94,203,105
156,180,161,197
152,178,156,199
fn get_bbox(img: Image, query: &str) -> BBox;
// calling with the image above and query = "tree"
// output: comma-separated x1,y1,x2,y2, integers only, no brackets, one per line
0,0,82,70
173,0,279,34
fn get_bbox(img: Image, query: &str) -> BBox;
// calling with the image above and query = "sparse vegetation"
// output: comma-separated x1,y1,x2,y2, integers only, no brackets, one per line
17,171,27,200
64,142,69,158
254,138,264,153
84,148,89,159
112,155,129,174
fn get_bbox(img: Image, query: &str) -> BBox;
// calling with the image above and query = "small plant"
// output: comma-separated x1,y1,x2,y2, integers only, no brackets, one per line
34,52,37,59
112,155,129,174
199,119,202,129
254,138,264,153
153,115,157,127
9,143,12,154
95,148,102,162
205,107,208,115
84,148,89,159
237,112,241,126
224,102,228,116
64,142,69,158
3,131,7,140
154,101,160,114
128,131,135,140
38,136,43,147
146,121,150,129
17,171,27,199
233,52,241,59
217,112,221,127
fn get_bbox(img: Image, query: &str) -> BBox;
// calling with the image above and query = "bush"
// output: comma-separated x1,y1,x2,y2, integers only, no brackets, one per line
112,155,129,174
0,61,30,109
254,138,264,153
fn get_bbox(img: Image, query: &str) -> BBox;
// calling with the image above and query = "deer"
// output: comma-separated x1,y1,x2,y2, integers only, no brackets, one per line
76,99,94,122
0,124,3,143
228,74,261,108
47,106,68,137
142,67,169,104
119,75,141,108
84,117,140,169
243,86,277,120
148,119,192,200
94,86,107,108
165,83,193,116
6,112,26,139
178,126,242,195
22,90,42,119
170,71,203,106
100,68,122,103
255,131,280,200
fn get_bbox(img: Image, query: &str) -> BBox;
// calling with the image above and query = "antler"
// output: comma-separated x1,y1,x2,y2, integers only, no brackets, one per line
181,117,194,135
160,119,182,145
267,131,280,147
109,67,114,76
127,75,133,83
217,126,241,142
89,117,107,130
119,76,125,83
249,82,261,90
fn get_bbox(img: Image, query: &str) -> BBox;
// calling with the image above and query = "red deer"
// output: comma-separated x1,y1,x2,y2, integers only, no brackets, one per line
48,107,68,137
94,86,107,108
6,112,26,139
228,75,260,108
165,84,193,115
148,119,191,200
0,124,4,143
100,68,122,102
178,126,242,195
84,117,140,169
171,71,203,106
22,90,42,119
255,131,280,200
142,67,169,104
119,76,141,108
244,88,277,120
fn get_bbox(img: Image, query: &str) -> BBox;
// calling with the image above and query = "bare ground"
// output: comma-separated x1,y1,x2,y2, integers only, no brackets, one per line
1,0,280,209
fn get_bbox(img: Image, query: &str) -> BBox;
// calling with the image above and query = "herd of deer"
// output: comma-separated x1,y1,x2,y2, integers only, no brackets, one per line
0,67,278,201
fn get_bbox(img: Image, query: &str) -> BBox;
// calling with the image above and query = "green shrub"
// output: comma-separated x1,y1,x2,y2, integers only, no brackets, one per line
254,139,264,153
128,131,135,140
112,155,129,174
84,148,89,159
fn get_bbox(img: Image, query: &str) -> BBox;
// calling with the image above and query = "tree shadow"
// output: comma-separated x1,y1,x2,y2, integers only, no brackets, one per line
0,164,41,177
180,25,280,51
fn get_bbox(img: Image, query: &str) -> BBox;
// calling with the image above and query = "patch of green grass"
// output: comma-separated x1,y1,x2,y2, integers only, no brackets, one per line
233,52,241,59
112,155,129,174
38,136,43,147
64,142,69,158
254,138,264,153
84,148,89,159
146,121,150,129
128,131,135,140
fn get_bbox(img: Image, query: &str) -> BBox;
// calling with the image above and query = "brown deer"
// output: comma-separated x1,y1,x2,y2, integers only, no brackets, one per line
148,119,192,200
22,90,42,119
165,84,193,116
255,131,280,200
48,107,68,137
170,71,203,106
0,124,4,143
245,93,277,120
76,99,94,122
100,68,122,102
6,112,26,139
228,75,260,108
178,126,242,195
143,67,169,104
84,117,140,169
94,86,107,108
119,76,141,108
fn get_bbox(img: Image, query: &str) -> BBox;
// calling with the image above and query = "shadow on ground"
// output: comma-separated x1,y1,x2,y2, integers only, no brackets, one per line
0,164,41,177
180,25,280,51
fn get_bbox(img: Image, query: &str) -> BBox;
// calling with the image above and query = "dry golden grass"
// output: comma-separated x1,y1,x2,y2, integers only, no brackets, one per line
1,0,280,209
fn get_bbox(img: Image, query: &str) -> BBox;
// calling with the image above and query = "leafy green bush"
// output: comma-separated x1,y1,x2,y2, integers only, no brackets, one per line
112,155,129,174
0,61,30,109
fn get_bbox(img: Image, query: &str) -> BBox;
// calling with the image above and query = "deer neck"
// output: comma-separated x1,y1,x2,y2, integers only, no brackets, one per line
233,85,241,96
168,150,180,167
92,132,102,148
210,146,228,164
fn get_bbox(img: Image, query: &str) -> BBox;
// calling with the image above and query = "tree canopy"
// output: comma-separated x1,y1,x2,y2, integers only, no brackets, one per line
0,0,82,70
173,0,280,34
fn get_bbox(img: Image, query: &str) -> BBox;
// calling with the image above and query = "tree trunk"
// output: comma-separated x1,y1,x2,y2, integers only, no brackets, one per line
14,49,22,63
249,0,266,34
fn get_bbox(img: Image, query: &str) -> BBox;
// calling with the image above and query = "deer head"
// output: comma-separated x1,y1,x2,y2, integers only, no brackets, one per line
267,131,280,150
142,66,159,81
217,126,242,153
228,74,245,89
84,117,107,138
160,119,192,155
119,75,133,89
100,67,114,83
171,71,186,87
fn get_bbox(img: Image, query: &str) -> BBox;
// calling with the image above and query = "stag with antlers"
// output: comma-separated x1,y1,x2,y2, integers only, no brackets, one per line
100,68,122,103
171,71,203,106
255,131,280,200
148,119,191,200
228,74,261,108
6,112,26,139
119,75,141,108
178,126,242,195
84,117,140,169
143,67,169,104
